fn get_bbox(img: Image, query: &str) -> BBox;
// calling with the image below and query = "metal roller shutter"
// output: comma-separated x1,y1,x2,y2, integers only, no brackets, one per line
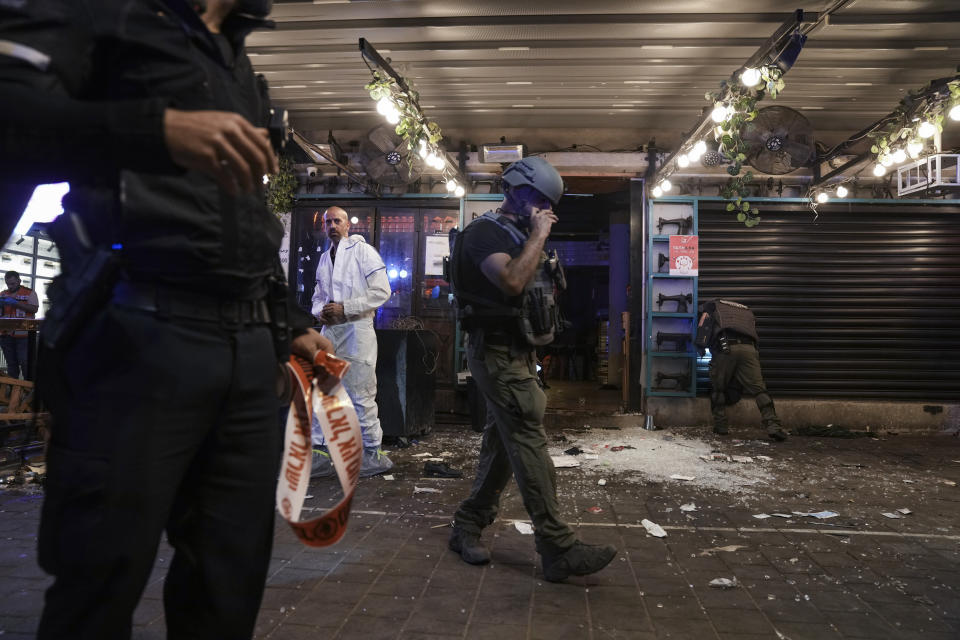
696,200,960,400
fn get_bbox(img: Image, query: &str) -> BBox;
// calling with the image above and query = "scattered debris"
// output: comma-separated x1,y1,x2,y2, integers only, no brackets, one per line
610,445,636,452
881,512,903,519
583,454,599,460
941,479,957,487
551,456,581,468
670,474,695,481
381,475,394,481
756,455,773,462
412,452,435,458
840,463,867,468
700,453,731,462
514,522,534,535
423,461,462,478
641,519,667,538
679,502,697,512
699,545,747,556
903,479,916,484
587,506,603,514
771,513,792,518
564,446,584,456
431,523,451,529
897,508,912,515
792,511,839,519
732,455,754,464
438,451,454,457
753,514,772,519
794,425,877,438
413,486,442,494
597,479,607,486
708,578,738,589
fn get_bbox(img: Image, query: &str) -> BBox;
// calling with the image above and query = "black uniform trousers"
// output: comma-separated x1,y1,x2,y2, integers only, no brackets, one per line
37,303,281,640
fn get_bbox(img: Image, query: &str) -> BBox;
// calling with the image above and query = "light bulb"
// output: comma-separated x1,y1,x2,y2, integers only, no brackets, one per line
445,180,456,192
950,104,960,122
350,216,359,224
892,148,907,164
880,154,893,167
399,269,408,279
873,164,887,177
711,103,728,123
740,67,761,87
816,192,829,204
714,125,724,138
385,109,400,125
652,186,663,198
388,268,399,279
431,155,445,170
907,140,924,158
917,121,936,138
836,185,848,198
376,97,394,116
694,140,707,155
454,185,465,197
677,154,689,168
425,152,438,166
661,179,672,192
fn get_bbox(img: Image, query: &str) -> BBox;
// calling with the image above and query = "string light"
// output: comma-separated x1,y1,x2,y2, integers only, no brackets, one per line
376,97,395,116
836,185,848,198
693,140,707,155
917,121,937,138
816,192,829,203
652,185,664,198
891,148,907,164
880,154,894,167
677,154,690,168
740,67,761,88
950,104,960,121
873,164,887,177
454,185,465,197
445,180,456,192
661,179,673,192
711,103,729,123
907,140,924,158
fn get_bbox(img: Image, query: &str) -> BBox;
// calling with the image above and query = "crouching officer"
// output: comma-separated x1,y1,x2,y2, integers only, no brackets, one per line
1,1,331,638
695,299,788,441
447,156,617,582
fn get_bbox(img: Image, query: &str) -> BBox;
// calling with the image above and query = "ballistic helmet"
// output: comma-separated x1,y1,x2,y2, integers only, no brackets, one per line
501,157,564,205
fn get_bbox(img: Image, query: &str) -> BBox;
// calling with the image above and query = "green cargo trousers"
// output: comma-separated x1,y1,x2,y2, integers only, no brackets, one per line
709,343,782,430
453,338,576,556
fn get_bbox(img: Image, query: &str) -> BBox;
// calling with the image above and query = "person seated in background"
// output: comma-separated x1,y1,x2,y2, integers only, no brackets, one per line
0,270,38,379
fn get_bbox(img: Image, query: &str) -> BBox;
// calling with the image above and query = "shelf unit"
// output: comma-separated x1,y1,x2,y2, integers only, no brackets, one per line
646,199,698,397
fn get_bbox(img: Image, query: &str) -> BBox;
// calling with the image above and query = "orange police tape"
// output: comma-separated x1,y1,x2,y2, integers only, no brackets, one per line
277,350,363,547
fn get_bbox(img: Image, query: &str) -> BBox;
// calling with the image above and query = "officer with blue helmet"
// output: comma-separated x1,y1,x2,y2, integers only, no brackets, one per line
447,156,617,582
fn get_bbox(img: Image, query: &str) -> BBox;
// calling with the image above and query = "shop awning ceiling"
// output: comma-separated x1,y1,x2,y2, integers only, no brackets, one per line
251,1,960,148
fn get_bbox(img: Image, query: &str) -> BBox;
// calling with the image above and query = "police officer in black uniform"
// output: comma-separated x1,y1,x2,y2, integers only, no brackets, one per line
0,1,331,638
696,299,788,441
447,157,617,583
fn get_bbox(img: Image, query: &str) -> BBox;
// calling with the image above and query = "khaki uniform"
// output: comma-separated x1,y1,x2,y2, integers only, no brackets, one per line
453,336,576,555
709,341,782,431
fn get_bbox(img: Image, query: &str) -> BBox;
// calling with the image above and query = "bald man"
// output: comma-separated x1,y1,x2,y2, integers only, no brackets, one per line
311,206,393,477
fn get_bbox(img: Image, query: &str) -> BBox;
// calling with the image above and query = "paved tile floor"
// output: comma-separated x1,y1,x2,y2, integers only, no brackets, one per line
1,424,958,639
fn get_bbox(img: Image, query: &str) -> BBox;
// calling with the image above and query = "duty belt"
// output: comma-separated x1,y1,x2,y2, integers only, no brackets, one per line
112,281,271,326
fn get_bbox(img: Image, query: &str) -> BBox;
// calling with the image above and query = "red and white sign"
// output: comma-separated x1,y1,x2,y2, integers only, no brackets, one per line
669,235,698,276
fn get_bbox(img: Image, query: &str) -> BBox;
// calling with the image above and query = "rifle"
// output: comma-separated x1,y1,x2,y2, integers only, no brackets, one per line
657,292,692,312
655,331,691,351
654,369,692,391
656,216,693,235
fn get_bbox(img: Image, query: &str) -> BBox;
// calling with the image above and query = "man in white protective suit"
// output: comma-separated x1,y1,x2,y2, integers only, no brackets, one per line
311,206,394,477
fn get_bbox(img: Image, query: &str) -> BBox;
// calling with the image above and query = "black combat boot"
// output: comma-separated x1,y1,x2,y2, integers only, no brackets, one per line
448,526,491,565
764,420,788,442
541,541,617,583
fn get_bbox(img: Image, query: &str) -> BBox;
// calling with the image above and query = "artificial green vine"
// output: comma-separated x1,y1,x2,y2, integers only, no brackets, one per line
707,65,785,227
265,156,297,217
364,71,444,154
868,77,960,166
